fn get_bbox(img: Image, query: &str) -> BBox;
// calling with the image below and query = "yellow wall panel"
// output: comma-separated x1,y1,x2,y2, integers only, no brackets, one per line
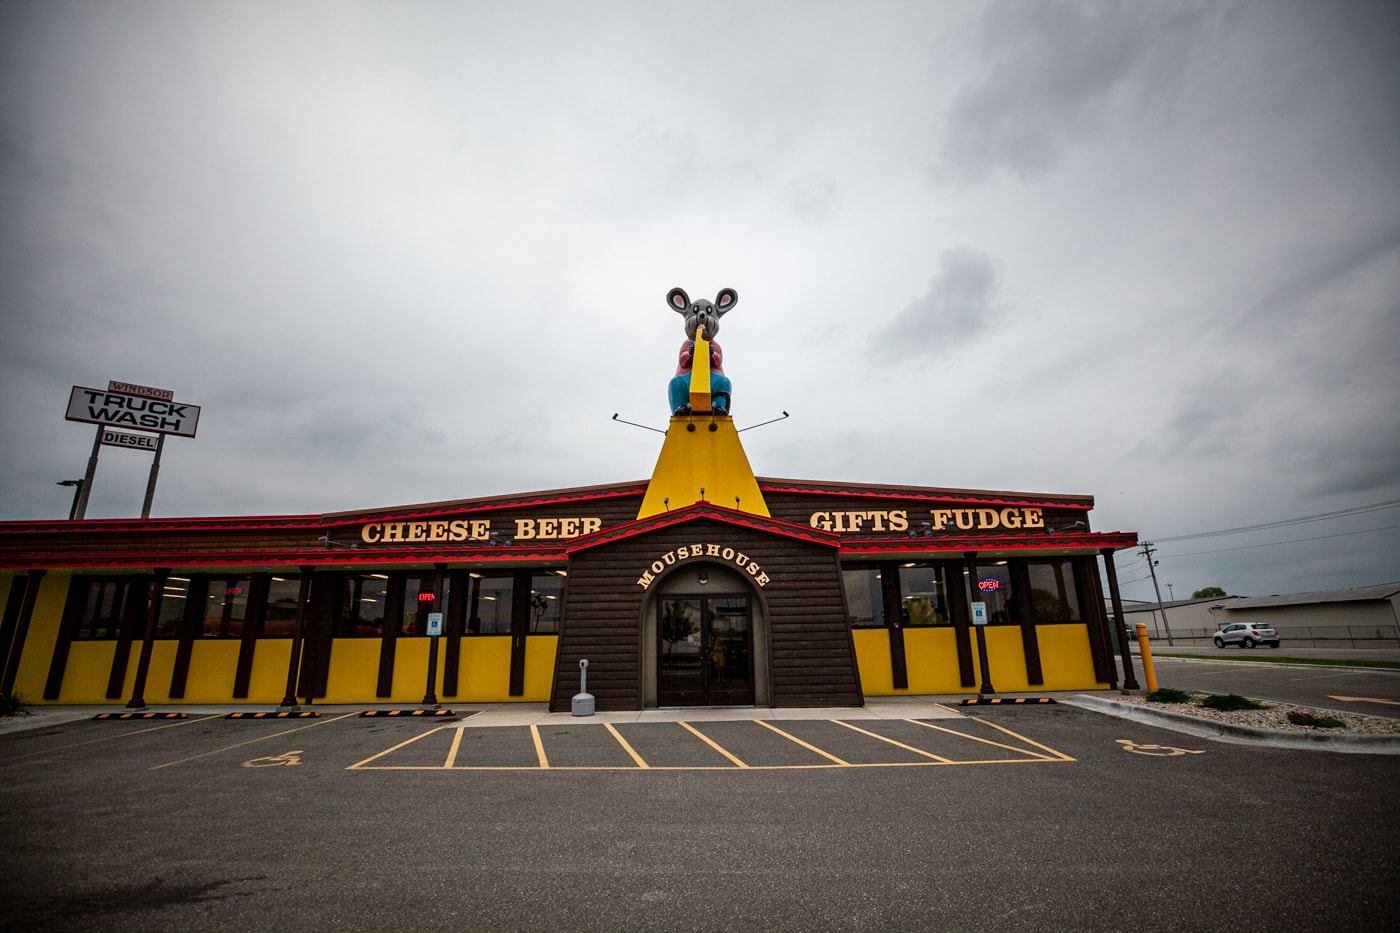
902,628,968,694
56,642,120,704
322,639,383,703
247,641,293,704
851,628,893,693
1034,624,1110,691
128,642,180,703
455,636,515,701
389,639,432,703
178,641,244,703
14,573,71,703
522,636,558,700
979,625,1031,692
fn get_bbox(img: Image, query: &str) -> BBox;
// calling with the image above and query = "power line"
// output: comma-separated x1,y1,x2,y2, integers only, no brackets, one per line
1153,498,1400,543
1161,523,1400,558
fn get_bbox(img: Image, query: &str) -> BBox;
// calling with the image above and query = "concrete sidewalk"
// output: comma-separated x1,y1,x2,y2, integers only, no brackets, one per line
0,694,978,736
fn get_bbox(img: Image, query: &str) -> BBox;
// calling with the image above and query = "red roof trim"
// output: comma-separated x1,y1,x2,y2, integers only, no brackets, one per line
567,502,841,555
759,482,1093,510
0,546,571,572
320,482,649,524
837,532,1138,557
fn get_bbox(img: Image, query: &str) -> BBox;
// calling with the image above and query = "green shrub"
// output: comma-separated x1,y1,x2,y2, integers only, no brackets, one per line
1145,687,1194,704
0,689,31,717
1200,693,1269,712
1286,711,1346,729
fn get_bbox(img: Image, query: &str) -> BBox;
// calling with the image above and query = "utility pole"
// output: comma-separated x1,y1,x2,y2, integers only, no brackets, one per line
1141,541,1174,646
1167,583,1175,601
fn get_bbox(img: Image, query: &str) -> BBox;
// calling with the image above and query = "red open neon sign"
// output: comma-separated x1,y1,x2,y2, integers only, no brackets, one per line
417,592,436,603
978,579,1000,592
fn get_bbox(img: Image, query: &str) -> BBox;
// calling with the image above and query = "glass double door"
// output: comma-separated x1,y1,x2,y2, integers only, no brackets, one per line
658,595,753,706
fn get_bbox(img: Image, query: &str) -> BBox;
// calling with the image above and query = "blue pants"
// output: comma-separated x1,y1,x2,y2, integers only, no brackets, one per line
670,373,731,414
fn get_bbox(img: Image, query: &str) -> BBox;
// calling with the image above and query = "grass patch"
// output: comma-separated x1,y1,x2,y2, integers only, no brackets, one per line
0,689,32,718
1286,711,1347,729
1145,687,1195,704
1148,653,1400,671
1200,693,1270,712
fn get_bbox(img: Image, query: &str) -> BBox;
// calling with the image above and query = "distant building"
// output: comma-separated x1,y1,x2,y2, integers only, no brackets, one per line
1118,585,1400,646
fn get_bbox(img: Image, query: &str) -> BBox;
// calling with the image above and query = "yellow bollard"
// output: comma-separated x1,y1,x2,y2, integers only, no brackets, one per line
1135,622,1158,693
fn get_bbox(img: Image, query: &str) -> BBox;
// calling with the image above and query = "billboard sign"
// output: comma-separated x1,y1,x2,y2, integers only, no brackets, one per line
100,429,161,451
107,380,174,402
66,386,201,437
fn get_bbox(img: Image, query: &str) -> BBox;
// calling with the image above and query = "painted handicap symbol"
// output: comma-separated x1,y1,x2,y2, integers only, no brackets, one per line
242,750,304,768
1116,739,1204,757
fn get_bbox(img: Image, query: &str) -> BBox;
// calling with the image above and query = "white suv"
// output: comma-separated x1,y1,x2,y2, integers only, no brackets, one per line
1213,621,1280,649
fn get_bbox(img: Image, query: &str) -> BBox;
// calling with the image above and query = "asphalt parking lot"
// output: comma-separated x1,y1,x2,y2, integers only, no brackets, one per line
2,702,1398,932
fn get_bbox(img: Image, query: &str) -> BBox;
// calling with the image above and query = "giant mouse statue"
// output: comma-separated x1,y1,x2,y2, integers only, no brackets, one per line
667,286,737,415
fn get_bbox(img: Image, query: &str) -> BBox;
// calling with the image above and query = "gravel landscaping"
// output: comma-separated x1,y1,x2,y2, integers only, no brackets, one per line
1120,692,1400,734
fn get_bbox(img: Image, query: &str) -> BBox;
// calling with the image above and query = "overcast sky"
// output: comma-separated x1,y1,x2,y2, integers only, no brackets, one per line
2,0,1397,603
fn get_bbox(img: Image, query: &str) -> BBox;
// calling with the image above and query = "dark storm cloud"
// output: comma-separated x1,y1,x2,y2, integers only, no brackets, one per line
936,0,1221,183
867,249,1006,360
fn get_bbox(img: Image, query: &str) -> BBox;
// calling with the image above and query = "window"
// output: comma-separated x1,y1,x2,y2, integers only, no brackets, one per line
466,575,514,634
401,574,438,636
204,578,251,637
842,566,885,627
897,563,955,626
529,572,564,633
337,574,387,637
1026,560,1081,622
74,578,142,640
974,563,1014,624
156,577,190,638
263,576,303,637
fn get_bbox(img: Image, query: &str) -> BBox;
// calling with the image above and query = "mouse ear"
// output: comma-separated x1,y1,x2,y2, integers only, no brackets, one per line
667,287,690,313
715,288,737,315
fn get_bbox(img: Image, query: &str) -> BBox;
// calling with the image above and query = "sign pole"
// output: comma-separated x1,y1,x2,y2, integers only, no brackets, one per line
73,424,103,520
140,433,166,519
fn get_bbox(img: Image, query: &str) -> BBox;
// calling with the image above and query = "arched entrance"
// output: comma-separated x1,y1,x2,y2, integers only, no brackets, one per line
657,594,754,706
642,561,767,707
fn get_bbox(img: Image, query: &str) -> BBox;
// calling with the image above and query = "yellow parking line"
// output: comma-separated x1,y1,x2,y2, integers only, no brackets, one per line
530,724,550,769
907,719,1059,761
833,720,954,762
347,722,455,769
153,712,360,770
444,728,465,769
757,720,850,765
604,723,650,768
441,710,483,769
966,716,1076,762
679,722,749,768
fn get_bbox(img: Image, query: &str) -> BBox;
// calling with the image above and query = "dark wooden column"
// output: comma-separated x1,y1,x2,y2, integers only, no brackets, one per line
1077,557,1116,687
422,564,445,706
1009,560,1044,686
125,568,169,709
168,575,208,699
231,574,268,699
1101,549,1140,690
43,578,87,700
965,553,995,695
508,571,531,696
280,568,315,708
442,571,468,696
376,573,404,698
945,561,976,687
2,569,47,694
106,579,148,699
879,561,908,689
